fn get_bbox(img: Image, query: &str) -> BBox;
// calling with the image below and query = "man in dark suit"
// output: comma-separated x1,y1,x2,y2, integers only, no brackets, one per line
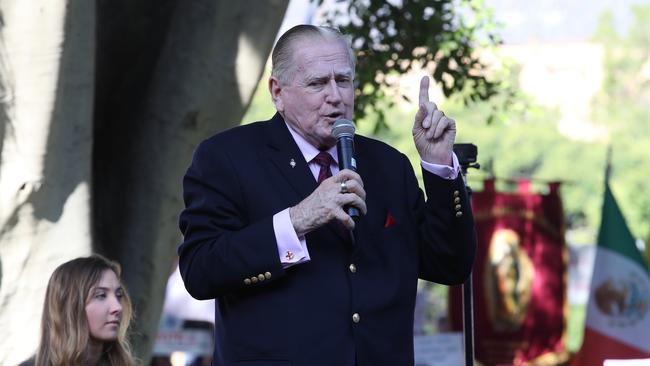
178,24,476,366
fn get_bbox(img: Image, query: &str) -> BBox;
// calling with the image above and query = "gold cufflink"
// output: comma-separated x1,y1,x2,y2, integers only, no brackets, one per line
285,251,295,260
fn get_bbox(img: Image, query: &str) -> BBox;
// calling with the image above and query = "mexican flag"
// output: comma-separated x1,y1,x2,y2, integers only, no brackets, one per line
573,180,650,365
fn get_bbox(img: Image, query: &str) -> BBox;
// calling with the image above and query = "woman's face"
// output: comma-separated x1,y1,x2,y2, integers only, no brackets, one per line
85,269,124,342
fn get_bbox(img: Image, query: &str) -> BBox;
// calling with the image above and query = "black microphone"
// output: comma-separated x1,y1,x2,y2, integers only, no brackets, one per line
332,119,360,220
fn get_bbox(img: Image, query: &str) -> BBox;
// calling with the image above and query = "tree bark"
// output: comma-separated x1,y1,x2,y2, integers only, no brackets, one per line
93,0,289,361
0,1,95,364
0,0,287,363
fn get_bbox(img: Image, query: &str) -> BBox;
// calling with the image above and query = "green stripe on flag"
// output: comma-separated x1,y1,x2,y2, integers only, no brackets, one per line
598,181,648,271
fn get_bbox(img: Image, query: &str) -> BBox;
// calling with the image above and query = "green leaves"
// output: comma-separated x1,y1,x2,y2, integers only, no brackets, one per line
317,0,502,128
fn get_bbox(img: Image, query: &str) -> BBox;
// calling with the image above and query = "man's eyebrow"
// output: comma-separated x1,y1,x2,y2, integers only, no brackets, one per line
303,70,353,84
334,70,353,78
304,75,330,83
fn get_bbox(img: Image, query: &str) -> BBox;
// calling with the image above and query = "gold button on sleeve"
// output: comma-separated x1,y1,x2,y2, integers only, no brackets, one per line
349,264,357,273
264,272,272,280
251,276,258,284
244,278,251,285
257,274,265,281
455,204,462,211
456,211,463,218
454,197,461,204
453,190,460,197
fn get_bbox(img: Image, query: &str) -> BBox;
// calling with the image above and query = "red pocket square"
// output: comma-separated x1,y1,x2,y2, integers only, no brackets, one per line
384,213,395,228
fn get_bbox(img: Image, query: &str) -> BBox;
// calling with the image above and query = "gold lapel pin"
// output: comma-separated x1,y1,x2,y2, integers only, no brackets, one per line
290,158,296,168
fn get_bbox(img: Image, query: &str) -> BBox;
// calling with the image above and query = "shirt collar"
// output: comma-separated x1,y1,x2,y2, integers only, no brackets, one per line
285,122,338,166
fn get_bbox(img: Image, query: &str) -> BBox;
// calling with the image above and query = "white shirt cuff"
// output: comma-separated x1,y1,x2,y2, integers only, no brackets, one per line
273,208,310,268
420,152,460,180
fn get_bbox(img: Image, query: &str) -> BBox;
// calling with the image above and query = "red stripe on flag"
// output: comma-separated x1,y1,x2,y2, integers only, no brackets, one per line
572,327,650,365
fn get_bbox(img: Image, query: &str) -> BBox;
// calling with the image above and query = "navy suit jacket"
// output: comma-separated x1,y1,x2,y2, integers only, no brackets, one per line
178,113,476,366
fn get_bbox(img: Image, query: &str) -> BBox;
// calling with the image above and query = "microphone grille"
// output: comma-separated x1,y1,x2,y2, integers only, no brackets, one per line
332,119,355,139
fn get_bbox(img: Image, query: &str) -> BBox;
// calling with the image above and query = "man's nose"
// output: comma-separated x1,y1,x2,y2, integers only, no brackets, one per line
325,79,342,103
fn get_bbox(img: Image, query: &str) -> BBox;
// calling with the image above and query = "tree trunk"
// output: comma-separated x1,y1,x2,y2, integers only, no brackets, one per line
92,0,288,361
0,1,95,364
0,0,287,363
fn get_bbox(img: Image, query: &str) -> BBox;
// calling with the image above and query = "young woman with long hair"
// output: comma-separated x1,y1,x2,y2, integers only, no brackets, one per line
34,254,136,366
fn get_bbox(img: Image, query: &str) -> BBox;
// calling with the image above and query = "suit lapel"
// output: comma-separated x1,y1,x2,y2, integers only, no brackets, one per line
264,113,318,202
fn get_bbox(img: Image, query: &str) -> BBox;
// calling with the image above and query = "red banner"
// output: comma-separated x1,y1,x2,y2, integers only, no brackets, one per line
449,179,569,365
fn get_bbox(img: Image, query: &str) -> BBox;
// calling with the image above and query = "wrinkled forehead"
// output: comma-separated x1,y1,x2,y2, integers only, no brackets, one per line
292,37,355,75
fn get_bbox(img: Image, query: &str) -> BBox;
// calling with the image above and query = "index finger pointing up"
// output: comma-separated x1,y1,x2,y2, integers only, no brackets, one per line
419,76,430,106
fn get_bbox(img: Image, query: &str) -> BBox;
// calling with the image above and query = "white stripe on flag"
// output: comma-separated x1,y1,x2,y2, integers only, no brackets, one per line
586,247,650,353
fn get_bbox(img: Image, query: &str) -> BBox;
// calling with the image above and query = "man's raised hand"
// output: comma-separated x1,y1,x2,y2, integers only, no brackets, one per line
412,76,456,165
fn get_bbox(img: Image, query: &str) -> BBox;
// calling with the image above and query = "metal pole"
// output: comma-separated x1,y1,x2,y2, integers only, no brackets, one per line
461,173,474,366
462,276,475,366
454,143,479,366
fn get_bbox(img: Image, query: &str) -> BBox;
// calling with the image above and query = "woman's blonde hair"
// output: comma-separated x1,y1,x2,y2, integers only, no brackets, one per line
35,255,135,366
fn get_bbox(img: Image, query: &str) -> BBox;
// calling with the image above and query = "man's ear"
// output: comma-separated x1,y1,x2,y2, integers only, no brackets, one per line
269,77,284,112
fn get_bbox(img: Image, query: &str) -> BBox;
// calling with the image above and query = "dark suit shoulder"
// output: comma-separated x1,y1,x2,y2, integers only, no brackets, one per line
354,134,396,151
199,120,268,152
355,134,408,162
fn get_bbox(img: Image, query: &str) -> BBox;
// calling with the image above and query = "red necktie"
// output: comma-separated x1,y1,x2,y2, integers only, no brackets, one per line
312,152,352,242
313,151,334,184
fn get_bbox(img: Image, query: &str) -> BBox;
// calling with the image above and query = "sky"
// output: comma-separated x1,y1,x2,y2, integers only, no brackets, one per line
489,0,650,43
282,0,650,44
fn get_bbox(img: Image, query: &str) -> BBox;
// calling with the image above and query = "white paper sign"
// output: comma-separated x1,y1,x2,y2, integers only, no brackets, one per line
153,329,213,356
414,332,464,366
604,359,650,366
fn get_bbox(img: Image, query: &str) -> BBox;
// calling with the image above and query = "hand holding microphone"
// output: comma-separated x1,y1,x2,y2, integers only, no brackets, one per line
288,119,365,235
332,119,361,221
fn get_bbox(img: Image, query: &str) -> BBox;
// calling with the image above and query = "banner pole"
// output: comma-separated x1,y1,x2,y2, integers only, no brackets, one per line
462,270,475,366
453,143,479,366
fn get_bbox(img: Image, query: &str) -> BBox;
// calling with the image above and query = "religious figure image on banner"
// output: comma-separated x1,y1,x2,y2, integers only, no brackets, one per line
449,179,570,366
484,228,535,333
